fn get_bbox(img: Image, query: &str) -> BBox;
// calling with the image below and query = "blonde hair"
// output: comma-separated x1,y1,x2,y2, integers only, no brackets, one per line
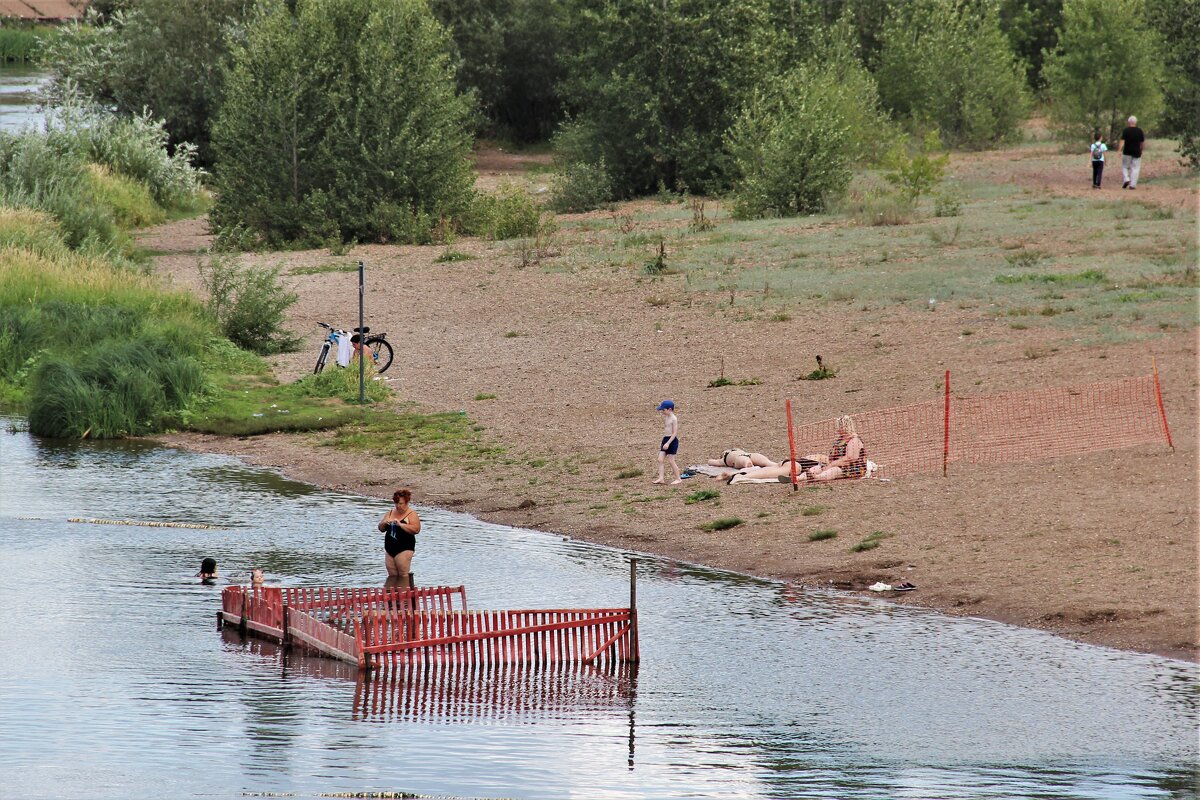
836,415,857,436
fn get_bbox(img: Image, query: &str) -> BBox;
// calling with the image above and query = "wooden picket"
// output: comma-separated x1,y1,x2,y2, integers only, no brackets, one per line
217,560,640,672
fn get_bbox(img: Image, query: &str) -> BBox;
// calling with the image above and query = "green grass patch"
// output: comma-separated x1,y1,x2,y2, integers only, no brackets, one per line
290,262,361,276
435,249,473,263
850,530,889,552
324,405,504,469
685,488,720,504
808,529,837,541
473,392,497,401
699,516,744,531
995,269,1107,286
801,505,826,516
616,467,643,479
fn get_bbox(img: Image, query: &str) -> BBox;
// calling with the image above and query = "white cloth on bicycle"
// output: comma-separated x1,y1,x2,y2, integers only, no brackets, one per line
335,332,352,367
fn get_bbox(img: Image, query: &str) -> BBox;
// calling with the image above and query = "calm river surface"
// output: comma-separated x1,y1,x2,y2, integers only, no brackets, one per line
0,419,1196,799
0,67,46,132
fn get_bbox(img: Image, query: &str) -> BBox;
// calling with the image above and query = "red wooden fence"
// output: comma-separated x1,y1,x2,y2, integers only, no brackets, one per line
218,562,640,672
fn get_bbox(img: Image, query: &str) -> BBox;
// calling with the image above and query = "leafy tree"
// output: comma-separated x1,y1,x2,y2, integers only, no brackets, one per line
42,0,254,166
1147,0,1200,169
877,0,1029,148
210,0,475,248
725,65,853,218
1042,0,1162,143
998,0,1063,89
431,0,568,142
557,0,783,197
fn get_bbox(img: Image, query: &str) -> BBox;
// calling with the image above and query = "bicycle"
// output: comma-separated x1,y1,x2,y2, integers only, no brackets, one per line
313,322,393,375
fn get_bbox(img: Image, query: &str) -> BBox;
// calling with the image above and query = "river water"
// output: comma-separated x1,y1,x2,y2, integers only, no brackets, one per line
0,67,47,132
0,419,1196,799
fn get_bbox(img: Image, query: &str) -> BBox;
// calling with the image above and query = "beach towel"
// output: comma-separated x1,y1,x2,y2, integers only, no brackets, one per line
335,332,352,367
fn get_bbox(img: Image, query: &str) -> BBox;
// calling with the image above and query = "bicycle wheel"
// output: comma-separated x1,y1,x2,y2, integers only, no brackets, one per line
314,342,330,374
366,337,393,373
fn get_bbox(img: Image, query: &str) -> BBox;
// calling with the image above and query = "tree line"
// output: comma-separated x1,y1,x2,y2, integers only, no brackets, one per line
44,0,1198,247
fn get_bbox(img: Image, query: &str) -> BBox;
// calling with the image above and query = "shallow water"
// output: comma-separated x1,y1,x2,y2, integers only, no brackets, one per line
0,420,1196,799
0,67,46,132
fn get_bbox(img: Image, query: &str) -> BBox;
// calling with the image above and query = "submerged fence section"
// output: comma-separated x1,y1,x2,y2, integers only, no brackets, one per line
219,563,639,672
787,369,1173,480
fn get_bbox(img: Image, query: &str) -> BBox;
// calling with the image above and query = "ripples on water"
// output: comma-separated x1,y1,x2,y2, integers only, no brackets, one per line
0,422,1196,799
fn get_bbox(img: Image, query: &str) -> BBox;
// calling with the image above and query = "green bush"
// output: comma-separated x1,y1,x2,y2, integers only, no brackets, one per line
42,0,253,166
878,0,1029,148
549,152,613,213
726,66,853,219
211,0,475,248
199,256,300,355
884,131,951,204
468,183,544,239
1043,0,1163,144
0,132,121,251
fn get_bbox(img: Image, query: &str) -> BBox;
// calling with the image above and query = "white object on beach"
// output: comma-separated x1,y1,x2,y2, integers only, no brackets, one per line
868,582,893,592
335,332,352,367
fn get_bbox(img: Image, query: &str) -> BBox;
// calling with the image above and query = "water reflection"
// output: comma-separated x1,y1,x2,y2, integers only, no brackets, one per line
351,662,638,724
1,420,1197,800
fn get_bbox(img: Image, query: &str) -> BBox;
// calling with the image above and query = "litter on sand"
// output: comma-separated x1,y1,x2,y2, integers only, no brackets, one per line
868,581,916,592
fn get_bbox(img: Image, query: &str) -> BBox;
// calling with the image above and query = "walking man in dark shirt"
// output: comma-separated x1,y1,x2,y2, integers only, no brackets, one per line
1117,116,1146,189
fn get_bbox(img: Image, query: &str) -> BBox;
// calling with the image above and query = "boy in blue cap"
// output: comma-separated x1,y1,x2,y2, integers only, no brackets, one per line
654,400,682,485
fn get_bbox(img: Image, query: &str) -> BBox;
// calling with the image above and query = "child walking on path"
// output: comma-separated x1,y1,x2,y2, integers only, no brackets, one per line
1090,132,1107,188
654,400,682,485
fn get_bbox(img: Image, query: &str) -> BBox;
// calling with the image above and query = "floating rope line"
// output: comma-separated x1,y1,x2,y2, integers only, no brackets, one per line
67,517,225,530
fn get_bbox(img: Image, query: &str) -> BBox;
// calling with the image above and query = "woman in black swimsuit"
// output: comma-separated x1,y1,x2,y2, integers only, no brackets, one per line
378,488,421,589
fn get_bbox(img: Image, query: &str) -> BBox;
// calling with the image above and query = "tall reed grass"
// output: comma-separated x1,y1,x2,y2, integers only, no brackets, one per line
0,208,215,437
0,27,54,64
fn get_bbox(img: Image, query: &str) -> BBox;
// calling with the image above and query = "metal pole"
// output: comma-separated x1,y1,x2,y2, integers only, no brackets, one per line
358,260,365,405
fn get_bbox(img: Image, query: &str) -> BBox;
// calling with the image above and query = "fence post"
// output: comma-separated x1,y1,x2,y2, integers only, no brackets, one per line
629,557,640,663
785,399,799,490
942,369,951,477
1152,357,1174,451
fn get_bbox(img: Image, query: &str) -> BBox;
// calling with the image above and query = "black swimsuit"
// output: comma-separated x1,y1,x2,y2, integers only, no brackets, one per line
384,518,416,556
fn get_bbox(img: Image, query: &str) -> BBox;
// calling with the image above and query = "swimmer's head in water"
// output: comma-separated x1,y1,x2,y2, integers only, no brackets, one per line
197,557,217,578
250,568,264,585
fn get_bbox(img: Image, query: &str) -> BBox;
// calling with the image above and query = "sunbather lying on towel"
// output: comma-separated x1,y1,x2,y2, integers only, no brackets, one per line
707,449,779,470
729,415,868,485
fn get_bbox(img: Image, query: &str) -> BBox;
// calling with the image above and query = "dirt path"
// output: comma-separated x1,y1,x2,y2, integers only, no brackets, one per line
146,150,1198,662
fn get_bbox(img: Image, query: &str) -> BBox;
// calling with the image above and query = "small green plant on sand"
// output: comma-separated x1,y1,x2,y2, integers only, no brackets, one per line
685,488,720,504
435,249,472,263
798,355,837,381
808,529,837,541
801,505,826,516
473,392,496,401
616,467,643,479
644,238,668,274
700,517,744,531
884,131,949,204
850,530,889,552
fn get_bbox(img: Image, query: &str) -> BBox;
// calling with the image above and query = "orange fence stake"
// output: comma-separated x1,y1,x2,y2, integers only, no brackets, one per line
1152,357,1174,451
943,369,951,477
785,400,799,490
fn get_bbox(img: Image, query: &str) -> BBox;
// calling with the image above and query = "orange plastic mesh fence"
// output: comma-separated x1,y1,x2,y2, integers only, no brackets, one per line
949,375,1169,467
789,400,943,479
789,374,1170,479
